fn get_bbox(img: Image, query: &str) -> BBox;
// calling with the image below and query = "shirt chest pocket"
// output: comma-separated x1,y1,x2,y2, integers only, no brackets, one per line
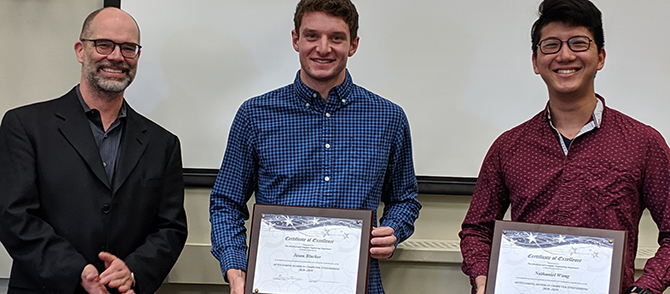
583,162,640,209
347,143,390,182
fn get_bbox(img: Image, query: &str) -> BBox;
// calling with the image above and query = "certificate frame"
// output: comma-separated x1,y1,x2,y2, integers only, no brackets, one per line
245,204,373,294
485,220,626,294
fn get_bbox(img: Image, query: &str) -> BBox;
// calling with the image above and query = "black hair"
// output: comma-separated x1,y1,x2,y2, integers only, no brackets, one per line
531,0,603,54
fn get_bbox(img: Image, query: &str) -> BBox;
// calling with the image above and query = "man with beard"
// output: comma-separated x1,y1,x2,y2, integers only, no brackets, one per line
0,7,187,294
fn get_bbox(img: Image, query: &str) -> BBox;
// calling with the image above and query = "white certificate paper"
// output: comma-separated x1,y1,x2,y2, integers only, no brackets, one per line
493,230,614,294
251,213,363,294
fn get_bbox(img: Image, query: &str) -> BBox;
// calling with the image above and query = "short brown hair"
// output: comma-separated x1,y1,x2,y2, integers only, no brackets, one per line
293,0,359,42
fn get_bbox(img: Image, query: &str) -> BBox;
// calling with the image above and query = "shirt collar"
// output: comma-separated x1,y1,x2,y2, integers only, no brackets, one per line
293,70,354,106
545,95,605,155
75,84,128,119
544,95,604,129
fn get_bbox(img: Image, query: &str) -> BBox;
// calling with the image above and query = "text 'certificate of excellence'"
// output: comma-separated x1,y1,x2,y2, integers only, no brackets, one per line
245,204,372,294
486,221,625,294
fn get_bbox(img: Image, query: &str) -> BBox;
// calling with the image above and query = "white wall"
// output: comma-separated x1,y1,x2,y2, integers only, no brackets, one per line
0,0,101,279
118,0,670,177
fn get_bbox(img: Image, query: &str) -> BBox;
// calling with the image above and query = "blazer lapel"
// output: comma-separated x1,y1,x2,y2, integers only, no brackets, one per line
112,107,147,195
56,89,111,189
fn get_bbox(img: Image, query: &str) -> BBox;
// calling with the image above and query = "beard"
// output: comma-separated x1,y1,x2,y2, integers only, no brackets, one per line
83,57,136,97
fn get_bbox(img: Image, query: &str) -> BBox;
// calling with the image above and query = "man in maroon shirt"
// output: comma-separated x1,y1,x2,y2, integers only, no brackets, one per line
459,0,670,294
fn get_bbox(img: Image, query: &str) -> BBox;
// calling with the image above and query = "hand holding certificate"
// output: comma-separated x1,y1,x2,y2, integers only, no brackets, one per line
245,204,373,294
486,221,626,294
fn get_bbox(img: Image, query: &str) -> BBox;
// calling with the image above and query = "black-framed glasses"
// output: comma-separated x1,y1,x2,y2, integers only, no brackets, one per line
537,36,593,55
81,39,142,58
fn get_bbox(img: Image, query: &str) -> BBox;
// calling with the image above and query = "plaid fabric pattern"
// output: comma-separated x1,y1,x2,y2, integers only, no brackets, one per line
210,71,421,294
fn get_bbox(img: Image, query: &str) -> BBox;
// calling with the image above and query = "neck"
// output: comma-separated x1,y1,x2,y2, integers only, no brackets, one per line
80,81,124,131
548,93,598,139
300,71,346,102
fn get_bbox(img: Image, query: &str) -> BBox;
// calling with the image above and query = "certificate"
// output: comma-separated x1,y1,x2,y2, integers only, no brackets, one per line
486,221,626,294
245,204,373,294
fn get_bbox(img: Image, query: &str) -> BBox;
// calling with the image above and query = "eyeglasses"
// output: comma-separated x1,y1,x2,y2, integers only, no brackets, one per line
537,36,593,55
81,39,142,58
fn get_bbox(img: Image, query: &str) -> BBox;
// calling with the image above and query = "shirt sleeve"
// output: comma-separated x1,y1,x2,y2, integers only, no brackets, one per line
632,128,670,293
209,104,257,278
458,135,511,287
378,111,421,244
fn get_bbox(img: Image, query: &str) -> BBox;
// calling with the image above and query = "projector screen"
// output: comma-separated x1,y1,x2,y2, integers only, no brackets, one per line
115,0,670,177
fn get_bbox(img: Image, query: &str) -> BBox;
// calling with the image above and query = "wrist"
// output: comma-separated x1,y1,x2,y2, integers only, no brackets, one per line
627,285,652,294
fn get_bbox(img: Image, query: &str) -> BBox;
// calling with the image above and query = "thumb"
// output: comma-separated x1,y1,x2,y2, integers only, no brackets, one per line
98,251,115,268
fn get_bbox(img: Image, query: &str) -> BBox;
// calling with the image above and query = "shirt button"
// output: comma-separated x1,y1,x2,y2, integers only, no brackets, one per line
102,204,111,214
103,162,107,167
326,113,331,117
325,143,331,149
341,99,346,103
324,176,330,181
305,103,310,107
312,93,318,98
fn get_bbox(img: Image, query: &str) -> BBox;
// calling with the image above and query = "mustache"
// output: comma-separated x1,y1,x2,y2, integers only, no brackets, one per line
96,61,131,72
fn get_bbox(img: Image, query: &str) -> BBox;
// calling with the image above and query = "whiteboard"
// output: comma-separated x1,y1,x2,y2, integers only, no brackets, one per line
4,0,669,178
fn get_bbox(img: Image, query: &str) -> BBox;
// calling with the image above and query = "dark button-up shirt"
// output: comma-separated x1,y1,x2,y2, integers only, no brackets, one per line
76,86,126,181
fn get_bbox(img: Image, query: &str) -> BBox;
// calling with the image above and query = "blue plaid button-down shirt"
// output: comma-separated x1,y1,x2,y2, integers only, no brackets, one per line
210,71,421,294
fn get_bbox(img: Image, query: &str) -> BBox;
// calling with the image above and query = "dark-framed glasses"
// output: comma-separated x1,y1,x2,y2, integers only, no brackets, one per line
81,39,142,58
538,36,593,55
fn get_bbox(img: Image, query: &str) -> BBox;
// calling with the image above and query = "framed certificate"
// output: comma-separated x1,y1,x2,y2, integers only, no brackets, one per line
245,204,373,294
486,221,626,294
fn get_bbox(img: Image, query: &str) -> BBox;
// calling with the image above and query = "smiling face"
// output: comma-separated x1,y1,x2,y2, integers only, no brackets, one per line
532,22,605,100
75,8,140,96
292,11,359,91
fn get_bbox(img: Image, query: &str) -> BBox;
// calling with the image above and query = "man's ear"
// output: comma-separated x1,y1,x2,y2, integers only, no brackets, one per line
292,30,300,52
75,41,85,64
596,47,606,71
348,36,360,57
532,52,540,75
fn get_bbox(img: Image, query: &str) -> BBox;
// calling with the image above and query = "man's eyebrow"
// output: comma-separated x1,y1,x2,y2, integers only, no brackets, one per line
301,28,348,35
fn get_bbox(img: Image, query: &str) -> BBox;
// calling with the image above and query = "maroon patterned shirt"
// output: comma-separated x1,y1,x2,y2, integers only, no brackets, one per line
459,97,670,293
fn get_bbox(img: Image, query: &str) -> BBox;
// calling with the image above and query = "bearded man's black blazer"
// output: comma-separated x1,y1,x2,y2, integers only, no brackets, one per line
0,87,188,294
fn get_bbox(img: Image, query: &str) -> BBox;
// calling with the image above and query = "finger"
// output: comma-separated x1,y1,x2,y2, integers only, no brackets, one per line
100,270,130,286
370,244,394,254
108,276,131,289
99,260,123,276
81,264,99,281
98,251,114,261
82,271,97,281
98,251,116,268
370,235,397,246
118,281,133,293
100,258,129,281
100,267,130,285
370,252,393,259
371,226,394,237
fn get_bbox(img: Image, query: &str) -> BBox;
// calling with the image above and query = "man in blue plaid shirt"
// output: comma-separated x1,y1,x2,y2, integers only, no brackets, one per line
209,1,421,293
